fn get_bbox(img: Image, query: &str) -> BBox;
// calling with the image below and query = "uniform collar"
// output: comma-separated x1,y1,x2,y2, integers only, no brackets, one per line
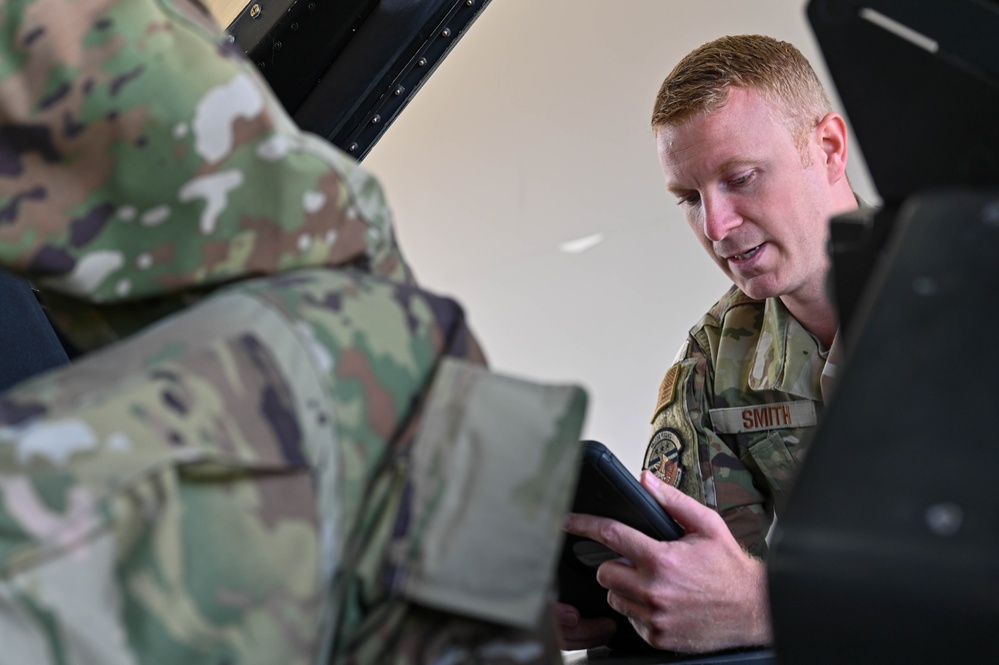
743,195,866,400
748,297,831,401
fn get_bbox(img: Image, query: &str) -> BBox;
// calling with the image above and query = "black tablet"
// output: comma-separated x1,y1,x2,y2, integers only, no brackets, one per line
558,440,684,621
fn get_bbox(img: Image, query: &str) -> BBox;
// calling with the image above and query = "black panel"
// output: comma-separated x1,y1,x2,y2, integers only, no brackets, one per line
227,0,493,160
771,3,999,661
769,190,999,663
807,0,999,206
802,0,999,337
226,0,379,115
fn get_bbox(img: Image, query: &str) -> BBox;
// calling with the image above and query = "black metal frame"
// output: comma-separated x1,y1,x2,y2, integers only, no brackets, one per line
227,0,493,160
226,0,380,116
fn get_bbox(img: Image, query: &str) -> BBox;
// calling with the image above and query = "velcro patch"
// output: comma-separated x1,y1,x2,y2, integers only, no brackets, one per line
709,400,817,434
651,364,680,423
644,427,683,487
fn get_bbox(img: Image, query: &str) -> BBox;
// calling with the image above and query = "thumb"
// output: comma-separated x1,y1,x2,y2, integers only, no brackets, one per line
640,470,727,537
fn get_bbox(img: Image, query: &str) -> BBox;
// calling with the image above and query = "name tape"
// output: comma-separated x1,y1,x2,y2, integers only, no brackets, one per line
708,400,817,434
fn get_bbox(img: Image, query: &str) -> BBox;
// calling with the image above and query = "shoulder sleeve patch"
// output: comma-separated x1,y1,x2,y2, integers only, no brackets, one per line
644,358,704,502
644,427,683,488
651,363,680,424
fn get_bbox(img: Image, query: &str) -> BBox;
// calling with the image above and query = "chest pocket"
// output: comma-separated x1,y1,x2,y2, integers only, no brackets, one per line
746,431,801,508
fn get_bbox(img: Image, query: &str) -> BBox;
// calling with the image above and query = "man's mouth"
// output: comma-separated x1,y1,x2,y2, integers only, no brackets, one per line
728,244,763,262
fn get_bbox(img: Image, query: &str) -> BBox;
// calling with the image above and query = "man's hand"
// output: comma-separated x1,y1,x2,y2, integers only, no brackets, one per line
554,602,617,651
563,471,772,653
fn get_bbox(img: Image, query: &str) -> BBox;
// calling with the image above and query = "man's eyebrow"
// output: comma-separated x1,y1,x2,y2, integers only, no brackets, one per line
713,158,758,175
665,158,759,195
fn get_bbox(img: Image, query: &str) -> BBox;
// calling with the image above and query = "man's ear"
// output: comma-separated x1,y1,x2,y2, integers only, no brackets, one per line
815,111,849,184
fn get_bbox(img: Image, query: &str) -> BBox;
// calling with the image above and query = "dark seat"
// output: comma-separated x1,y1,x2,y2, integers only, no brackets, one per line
0,271,70,392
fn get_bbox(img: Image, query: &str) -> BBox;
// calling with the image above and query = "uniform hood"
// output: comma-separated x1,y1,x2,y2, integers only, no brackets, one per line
0,0,413,351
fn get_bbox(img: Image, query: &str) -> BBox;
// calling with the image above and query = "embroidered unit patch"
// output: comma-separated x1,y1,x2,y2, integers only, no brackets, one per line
644,427,684,487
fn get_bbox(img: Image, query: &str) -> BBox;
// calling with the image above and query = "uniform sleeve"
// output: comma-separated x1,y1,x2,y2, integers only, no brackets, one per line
643,336,773,557
0,0,411,304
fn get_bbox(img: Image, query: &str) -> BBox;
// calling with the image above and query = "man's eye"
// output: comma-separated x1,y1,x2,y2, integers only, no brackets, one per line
677,193,700,206
730,172,754,187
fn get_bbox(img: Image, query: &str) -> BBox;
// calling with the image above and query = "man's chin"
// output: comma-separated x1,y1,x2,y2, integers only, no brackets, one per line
737,278,782,301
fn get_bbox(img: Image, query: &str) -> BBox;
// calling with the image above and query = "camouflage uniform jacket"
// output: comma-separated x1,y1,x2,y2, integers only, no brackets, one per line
0,1,587,663
643,286,838,558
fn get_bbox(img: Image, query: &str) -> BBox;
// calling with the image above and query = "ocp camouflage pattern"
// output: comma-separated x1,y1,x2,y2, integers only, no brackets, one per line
0,271,587,664
644,286,834,558
0,1,589,663
0,0,411,349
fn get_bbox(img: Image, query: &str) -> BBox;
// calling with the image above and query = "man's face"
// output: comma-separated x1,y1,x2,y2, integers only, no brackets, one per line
656,87,834,304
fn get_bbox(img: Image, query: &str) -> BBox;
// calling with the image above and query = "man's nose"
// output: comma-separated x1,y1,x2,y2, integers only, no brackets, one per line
702,194,741,242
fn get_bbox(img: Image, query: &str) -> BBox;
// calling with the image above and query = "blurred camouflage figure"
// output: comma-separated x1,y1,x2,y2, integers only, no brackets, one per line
0,1,587,663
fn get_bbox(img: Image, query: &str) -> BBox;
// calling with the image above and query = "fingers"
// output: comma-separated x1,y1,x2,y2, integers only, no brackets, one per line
564,512,657,567
604,588,675,652
554,603,617,651
594,556,647,605
604,588,648,629
554,602,579,627
640,470,727,537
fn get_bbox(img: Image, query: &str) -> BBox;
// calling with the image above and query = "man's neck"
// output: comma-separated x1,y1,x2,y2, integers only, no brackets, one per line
782,187,857,347
780,293,838,349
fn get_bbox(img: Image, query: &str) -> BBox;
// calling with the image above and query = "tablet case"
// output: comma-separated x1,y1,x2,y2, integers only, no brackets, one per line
559,441,683,652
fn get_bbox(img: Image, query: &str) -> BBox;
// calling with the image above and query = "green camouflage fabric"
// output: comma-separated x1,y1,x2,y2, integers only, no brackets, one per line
643,286,838,558
0,0,412,352
0,0,589,663
0,277,588,664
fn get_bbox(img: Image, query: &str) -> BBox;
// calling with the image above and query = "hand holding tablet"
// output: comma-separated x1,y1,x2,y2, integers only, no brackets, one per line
557,440,684,620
